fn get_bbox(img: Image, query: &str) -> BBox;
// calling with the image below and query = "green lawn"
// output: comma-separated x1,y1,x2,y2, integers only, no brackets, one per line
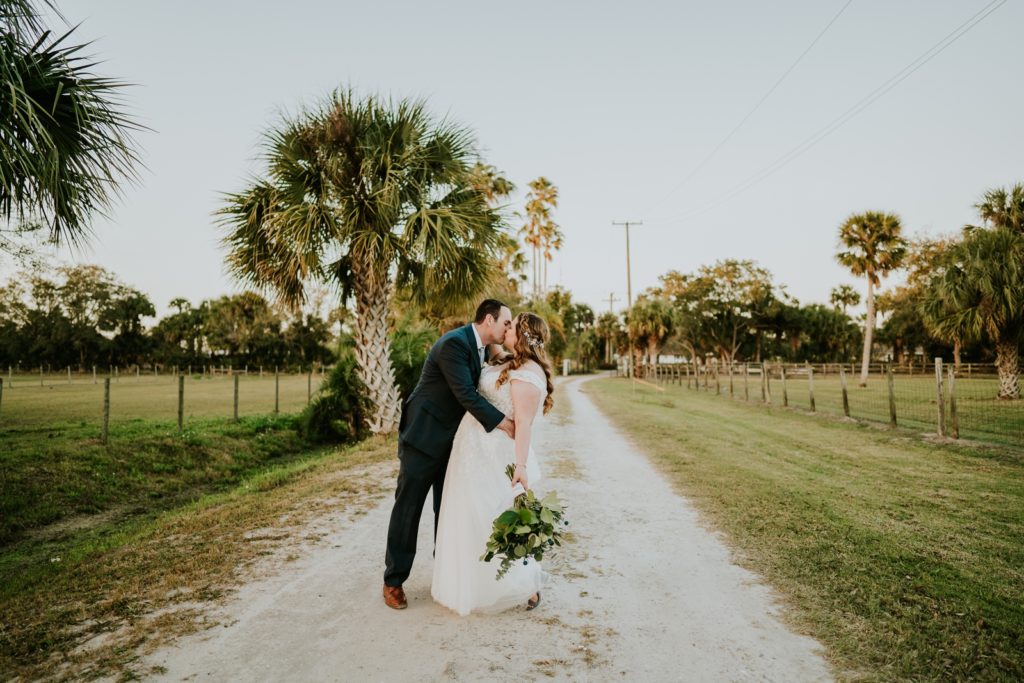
0,372,324,427
586,377,1024,682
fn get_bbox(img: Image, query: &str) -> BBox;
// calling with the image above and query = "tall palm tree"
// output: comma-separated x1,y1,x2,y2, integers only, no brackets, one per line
519,177,558,298
219,90,505,433
1,0,142,250
836,211,907,386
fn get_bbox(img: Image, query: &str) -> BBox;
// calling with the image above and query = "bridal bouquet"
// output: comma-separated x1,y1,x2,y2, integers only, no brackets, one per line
480,464,569,580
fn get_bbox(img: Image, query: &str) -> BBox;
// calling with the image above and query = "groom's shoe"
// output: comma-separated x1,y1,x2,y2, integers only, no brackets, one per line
383,584,407,610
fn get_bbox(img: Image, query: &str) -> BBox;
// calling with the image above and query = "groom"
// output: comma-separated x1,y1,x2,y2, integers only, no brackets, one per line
382,299,515,609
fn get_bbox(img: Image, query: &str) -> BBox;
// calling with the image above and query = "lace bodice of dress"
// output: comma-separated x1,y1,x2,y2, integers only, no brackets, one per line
478,364,547,418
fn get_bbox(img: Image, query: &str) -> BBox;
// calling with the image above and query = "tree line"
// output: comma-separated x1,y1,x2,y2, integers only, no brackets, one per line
0,265,334,370
609,184,1024,400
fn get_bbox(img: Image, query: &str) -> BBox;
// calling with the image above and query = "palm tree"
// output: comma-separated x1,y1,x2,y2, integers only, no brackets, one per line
519,177,558,298
595,311,620,365
836,211,907,386
829,284,860,314
219,90,505,433
627,297,676,374
1,0,142,250
975,183,1024,233
921,186,1024,399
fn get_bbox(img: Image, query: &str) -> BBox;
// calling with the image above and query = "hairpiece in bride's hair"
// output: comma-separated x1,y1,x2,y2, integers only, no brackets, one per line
522,328,544,350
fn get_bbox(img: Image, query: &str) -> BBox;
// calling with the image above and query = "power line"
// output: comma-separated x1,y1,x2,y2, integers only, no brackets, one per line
644,0,855,213
653,0,1008,225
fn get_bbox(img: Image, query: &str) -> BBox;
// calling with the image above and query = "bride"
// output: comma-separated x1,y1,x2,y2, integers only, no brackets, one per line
431,312,554,616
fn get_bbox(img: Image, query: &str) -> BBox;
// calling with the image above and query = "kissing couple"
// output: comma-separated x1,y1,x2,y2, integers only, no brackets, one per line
383,299,554,615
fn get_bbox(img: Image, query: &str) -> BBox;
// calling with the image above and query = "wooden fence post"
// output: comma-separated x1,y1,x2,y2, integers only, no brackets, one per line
93,365,97,384
307,368,313,404
762,362,771,404
178,374,185,432
274,366,280,415
67,366,71,384
40,366,43,387
101,377,110,444
840,367,850,417
887,364,897,427
935,357,945,437
807,362,816,412
780,365,788,407
233,374,240,422
728,362,734,397
714,361,720,395
948,366,959,439
0,377,4,420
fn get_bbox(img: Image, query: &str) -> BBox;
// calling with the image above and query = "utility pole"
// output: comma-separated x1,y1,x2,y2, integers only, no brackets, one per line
613,220,642,379
605,292,619,313
612,221,642,308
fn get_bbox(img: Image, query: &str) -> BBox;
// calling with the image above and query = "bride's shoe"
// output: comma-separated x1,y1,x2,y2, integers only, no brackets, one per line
526,592,541,611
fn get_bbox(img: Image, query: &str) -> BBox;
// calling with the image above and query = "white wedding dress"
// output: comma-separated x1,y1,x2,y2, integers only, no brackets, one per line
431,364,548,616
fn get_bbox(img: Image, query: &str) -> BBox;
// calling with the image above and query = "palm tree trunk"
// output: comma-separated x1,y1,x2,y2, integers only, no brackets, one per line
352,260,402,433
994,340,1020,400
953,339,962,374
859,278,875,386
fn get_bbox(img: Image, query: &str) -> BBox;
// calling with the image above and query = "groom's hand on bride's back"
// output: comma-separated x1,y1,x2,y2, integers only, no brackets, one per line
497,416,515,439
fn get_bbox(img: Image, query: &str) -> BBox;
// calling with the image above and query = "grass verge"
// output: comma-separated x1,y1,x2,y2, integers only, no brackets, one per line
585,377,1023,682
0,427,395,681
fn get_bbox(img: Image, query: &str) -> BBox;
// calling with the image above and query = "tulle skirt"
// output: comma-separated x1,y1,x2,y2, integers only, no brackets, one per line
431,414,546,616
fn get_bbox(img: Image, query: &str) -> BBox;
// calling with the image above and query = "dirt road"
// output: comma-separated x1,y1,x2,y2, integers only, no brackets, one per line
143,376,832,682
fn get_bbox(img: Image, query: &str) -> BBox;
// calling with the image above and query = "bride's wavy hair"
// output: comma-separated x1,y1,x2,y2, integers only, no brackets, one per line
495,312,554,414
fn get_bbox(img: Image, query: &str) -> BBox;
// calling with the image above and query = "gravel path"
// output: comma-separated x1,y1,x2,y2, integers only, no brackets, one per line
143,376,833,682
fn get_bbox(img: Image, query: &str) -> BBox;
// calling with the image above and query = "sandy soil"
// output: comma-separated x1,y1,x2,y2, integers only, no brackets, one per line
141,376,833,682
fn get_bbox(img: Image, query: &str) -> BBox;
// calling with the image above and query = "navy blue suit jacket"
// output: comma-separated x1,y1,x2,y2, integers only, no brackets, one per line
398,324,505,458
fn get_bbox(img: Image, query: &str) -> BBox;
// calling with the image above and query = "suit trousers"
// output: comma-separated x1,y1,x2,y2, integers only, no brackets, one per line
383,441,449,587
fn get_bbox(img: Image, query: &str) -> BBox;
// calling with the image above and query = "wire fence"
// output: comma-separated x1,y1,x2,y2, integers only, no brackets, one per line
0,365,328,442
617,359,1023,449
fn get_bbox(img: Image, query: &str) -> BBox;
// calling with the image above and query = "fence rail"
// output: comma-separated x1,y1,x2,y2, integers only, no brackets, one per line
616,358,1023,448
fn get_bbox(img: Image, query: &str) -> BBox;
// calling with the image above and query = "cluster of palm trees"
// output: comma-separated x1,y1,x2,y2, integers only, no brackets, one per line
518,177,562,298
834,187,1023,400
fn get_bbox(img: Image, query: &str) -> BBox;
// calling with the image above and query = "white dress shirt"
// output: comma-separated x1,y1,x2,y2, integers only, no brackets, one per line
471,324,485,367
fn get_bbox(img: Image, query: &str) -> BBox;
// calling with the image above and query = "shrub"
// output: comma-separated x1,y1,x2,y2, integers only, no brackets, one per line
295,352,371,443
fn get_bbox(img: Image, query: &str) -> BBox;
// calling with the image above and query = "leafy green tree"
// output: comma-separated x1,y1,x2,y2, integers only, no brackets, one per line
0,0,141,251
219,90,505,433
836,211,907,386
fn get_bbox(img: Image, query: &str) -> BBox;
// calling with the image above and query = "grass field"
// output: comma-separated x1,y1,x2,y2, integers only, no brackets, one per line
663,367,1022,447
586,377,1023,682
0,372,325,427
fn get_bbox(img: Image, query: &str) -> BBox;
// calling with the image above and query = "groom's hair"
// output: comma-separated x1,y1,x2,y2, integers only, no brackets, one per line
474,299,506,323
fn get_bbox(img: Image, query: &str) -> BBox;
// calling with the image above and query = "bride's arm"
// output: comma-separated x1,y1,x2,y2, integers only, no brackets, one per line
509,374,543,490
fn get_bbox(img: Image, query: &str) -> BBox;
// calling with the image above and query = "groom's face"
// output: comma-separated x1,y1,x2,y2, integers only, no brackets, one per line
483,306,513,345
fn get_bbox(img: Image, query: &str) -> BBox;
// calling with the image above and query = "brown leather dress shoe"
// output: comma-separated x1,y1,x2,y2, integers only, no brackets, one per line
383,584,407,610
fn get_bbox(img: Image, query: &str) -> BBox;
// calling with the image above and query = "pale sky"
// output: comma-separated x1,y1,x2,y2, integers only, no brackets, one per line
29,0,1024,320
